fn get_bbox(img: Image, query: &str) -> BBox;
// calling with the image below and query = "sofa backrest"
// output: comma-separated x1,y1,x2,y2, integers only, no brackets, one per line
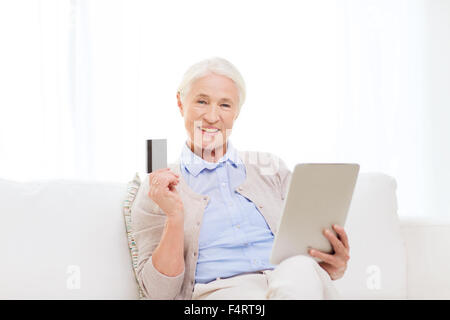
0,172,406,299
0,178,139,299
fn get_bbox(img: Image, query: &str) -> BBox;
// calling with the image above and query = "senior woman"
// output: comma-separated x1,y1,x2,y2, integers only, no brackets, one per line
130,57,350,300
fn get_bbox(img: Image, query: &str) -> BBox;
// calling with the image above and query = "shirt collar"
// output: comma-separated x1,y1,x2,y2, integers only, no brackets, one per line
180,140,241,177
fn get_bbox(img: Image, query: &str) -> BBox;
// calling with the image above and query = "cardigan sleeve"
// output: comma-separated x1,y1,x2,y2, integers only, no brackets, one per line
130,174,185,300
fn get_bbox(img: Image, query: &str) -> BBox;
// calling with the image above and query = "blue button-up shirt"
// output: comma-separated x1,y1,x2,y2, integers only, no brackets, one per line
179,140,276,284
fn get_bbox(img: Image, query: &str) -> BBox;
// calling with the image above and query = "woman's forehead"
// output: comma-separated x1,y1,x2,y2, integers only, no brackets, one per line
189,75,238,99
194,93,234,102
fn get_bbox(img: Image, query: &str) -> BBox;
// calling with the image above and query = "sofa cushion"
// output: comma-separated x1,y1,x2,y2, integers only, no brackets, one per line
333,173,407,299
0,177,139,299
400,218,450,299
122,173,145,299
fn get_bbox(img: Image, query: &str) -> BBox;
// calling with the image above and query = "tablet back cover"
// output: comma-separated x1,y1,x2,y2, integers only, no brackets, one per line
270,163,359,265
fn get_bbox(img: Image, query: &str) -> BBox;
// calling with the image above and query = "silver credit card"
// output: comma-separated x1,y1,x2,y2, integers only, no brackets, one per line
147,139,167,173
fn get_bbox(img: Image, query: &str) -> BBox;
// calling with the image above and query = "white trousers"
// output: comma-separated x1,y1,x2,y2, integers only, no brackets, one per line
192,255,341,300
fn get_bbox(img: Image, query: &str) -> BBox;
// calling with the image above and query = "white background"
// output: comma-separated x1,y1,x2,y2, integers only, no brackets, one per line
0,0,449,219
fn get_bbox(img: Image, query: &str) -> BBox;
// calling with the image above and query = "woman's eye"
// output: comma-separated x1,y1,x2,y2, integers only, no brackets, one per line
198,100,207,104
221,104,230,108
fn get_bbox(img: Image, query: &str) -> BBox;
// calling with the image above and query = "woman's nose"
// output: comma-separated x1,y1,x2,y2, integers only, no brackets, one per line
203,105,220,122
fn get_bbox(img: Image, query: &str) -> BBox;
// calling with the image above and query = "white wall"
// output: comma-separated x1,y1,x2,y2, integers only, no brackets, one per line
423,0,450,218
0,0,448,219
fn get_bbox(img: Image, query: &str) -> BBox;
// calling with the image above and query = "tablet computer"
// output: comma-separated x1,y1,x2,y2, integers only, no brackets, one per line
270,163,359,265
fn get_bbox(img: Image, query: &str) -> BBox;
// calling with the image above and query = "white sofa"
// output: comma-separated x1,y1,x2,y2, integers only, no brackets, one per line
1,172,449,299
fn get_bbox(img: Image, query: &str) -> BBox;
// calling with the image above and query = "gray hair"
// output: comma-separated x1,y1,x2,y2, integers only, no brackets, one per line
177,57,246,116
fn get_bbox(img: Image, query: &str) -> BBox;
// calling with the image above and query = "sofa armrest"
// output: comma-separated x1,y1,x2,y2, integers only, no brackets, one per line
399,217,450,299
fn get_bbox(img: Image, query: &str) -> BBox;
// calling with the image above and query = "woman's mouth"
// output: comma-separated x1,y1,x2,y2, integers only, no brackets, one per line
198,127,220,135
200,127,220,133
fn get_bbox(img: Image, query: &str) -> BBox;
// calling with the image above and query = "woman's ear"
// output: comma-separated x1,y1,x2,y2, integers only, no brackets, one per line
176,92,184,117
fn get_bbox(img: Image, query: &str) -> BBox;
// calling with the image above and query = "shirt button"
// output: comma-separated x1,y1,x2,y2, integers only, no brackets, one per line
259,205,263,209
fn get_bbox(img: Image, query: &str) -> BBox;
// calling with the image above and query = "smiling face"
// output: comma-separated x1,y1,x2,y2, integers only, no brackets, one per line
177,73,240,162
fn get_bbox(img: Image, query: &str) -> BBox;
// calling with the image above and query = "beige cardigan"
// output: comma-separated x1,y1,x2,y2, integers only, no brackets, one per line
130,150,292,300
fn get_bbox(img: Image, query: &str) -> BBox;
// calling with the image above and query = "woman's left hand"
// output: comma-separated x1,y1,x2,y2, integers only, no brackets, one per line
308,224,350,280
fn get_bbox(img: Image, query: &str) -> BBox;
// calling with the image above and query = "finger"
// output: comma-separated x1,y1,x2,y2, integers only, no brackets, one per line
333,224,350,250
149,171,162,185
151,169,178,182
156,172,180,187
165,170,180,179
150,174,163,185
323,228,347,256
161,170,180,182
309,248,338,265
166,169,180,178
152,168,179,178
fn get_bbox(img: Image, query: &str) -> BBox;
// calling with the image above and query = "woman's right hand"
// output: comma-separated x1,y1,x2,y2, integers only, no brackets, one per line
148,168,184,220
